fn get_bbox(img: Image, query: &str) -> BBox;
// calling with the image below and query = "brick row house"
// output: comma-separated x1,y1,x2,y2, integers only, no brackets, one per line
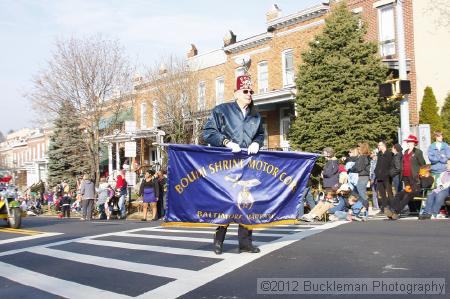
102,0,449,172
0,127,52,189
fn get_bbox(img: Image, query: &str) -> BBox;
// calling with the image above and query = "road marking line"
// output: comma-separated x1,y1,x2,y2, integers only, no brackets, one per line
77,239,236,259
138,228,287,238
0,261,131,299
136,221,344,299
0,232,63,246
114,232,266,246
0,228,42,235
32,247,196,280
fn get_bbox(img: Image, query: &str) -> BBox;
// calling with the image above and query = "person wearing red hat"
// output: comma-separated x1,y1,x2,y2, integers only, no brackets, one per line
400,135,426,202
203,74,264,255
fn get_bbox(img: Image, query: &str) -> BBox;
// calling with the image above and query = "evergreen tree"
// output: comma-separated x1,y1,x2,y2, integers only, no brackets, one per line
419,86,443,133
441,93,450,141
289,2,399,156
47,102,90,189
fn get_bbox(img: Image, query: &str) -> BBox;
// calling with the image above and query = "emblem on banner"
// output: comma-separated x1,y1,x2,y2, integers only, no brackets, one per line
225,175,261,210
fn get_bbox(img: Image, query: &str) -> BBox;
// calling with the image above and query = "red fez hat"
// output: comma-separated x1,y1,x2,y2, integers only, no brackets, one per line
404,134,418,144
236,75,252,91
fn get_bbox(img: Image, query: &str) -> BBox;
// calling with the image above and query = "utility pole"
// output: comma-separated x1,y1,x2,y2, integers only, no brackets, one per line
396,0,410,143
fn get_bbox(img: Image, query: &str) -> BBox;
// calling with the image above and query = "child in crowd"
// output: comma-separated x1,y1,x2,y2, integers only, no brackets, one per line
301,190,343,222
332,194,367,221
60,193,71,218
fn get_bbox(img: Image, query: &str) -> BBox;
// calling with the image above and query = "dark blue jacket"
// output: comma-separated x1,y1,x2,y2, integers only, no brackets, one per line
203,101,264,148
328,196,346,214
322,159,339,189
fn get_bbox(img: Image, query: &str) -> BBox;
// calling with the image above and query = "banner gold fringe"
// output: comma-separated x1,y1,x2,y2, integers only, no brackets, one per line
161,219,299,229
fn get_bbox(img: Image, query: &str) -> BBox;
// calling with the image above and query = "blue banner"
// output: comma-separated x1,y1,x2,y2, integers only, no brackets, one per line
165,144,319,227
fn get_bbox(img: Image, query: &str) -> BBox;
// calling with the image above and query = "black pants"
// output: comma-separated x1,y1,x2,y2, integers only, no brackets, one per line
389,191,416,214
157,195,164,219
215,225,253,249
377,178,393,210
62,205,70,218
401,176,421,212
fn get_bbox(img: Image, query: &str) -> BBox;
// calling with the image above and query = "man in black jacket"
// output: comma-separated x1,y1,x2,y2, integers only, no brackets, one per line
375,141,393,214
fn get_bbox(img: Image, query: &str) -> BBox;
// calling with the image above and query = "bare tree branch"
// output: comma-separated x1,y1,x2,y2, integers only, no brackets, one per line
27,35,134,184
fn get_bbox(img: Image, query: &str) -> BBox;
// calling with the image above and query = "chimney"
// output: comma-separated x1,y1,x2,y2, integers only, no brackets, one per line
187,44,198,58
266,4,282,22
223,30,236,47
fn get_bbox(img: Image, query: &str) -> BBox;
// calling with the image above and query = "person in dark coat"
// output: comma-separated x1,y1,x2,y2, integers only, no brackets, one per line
203,74,264,255
375,140,393,213
322,147,339,191
390,143,403,194
156,170,167,219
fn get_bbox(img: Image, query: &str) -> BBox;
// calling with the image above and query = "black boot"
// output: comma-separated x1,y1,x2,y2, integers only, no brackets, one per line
213,240,223,255
239,244,260,253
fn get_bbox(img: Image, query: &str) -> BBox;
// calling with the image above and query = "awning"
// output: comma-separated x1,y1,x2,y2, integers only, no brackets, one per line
99,107,134,130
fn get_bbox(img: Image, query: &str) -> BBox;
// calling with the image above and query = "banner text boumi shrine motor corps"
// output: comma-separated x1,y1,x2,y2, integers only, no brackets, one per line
164,144,319,228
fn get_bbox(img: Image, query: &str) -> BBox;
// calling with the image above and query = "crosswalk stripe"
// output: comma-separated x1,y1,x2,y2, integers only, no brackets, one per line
136,221,344,299
0,232,63,246
114,232,266,246
77,239,237,259
32,247,197,280
139,228,287,238
0,261,131,299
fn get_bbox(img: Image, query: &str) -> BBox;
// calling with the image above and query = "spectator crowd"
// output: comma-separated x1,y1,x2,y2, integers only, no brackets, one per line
299,131,450,222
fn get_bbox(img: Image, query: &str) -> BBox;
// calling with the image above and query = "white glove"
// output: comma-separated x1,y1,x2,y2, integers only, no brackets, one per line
226,141,241,153
247,142,260,155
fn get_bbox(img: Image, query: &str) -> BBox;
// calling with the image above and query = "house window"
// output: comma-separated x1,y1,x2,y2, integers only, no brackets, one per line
215,76,224,105
258,61,269,93
280,107,291,149
152,100,158,127
140,102,147,129
235,67,245,79
378,5,396,57
282,49,295,87
262,119,269,149
198,81,206,110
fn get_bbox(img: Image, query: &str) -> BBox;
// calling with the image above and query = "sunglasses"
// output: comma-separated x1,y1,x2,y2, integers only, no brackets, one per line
242,90,254,95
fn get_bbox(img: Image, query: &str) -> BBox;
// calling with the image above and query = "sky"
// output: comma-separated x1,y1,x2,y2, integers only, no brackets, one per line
0,0,323,135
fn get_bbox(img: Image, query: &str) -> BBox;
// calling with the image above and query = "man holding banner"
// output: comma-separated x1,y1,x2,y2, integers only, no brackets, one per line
203,75,265,255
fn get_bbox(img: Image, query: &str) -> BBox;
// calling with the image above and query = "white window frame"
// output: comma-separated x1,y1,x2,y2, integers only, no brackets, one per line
152,100,158,127
280,107,291,149
198,81,206,110
140,102,147,129
257,61,269,93
262,122,269,149
215,76,224,105
378,4,396,57
282,49,295,87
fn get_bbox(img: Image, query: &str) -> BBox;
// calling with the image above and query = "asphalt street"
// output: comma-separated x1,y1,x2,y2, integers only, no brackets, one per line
0,216,448,299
